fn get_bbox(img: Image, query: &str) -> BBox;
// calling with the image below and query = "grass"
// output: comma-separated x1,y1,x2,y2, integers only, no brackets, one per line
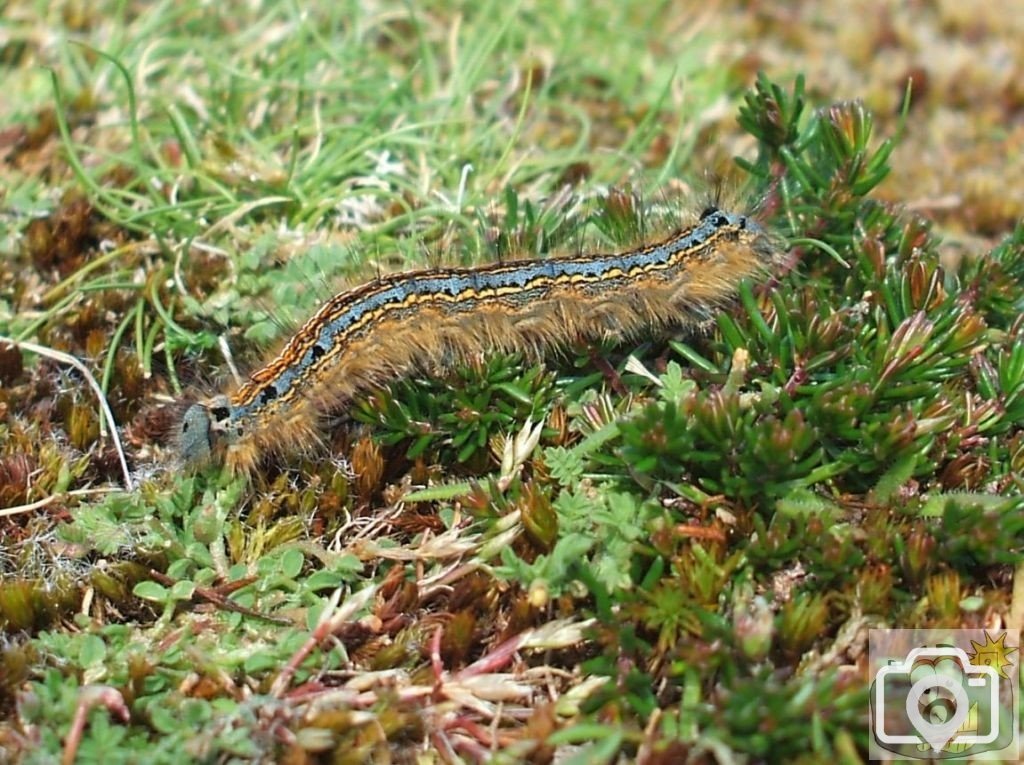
1,1,1023,763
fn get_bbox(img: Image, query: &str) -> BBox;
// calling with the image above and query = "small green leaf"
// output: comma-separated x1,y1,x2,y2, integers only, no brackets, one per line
78,634,106,667
959,596,985,612
871,453,918,504
170,580,196,601
133,581,169,602
280,548,305,579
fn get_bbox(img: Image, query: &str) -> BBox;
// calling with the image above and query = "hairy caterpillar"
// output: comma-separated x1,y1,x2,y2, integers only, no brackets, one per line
177,205,779,475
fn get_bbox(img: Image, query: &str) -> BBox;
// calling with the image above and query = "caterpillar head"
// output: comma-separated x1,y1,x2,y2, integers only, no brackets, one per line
176,396,235,465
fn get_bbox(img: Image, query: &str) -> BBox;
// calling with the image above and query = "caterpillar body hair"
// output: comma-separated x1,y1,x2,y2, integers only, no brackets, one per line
177,206,779,475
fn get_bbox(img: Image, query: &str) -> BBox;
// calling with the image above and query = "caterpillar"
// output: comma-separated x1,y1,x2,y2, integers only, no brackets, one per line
177,205,779,476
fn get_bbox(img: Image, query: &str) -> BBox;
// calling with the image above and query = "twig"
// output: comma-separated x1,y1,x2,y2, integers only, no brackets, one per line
0,487,115,517
62,685,130,765
270,584,377,698
0,495,59,517
0,337,134,491
146,569,292,625
588,347,628,397
431,624,445,687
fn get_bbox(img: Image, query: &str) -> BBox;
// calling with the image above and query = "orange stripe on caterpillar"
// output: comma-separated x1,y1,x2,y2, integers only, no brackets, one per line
177,206,779,475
